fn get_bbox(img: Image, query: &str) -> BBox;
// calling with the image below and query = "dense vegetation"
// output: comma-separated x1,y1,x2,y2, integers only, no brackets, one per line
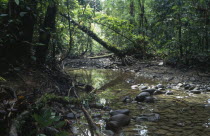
0,0,209,68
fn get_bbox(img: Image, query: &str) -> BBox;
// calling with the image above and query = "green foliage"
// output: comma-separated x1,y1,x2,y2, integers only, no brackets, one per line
33,108,68,136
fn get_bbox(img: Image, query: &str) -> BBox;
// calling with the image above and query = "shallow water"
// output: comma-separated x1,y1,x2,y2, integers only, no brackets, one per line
67,68,210,136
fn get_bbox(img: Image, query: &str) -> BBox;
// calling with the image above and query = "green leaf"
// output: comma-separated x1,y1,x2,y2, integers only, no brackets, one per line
14,0,19,5
54,121,66,129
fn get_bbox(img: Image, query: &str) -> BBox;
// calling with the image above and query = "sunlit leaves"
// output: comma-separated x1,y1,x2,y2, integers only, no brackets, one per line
14,0,19,5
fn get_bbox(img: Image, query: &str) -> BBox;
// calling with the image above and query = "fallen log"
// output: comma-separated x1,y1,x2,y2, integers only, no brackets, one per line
87,53,114,59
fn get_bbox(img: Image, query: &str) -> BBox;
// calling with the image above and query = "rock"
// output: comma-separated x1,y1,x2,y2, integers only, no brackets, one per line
177,83,183,88
125,99,132,103
142,89,156,95
135,92,150,102
110,109,130,116
103,130,115,136
189,84,196,90
92,113,102,118
158,62,164,66
139,86,148,90
136,113,160,122
207,87,210,92
184,84,191,90
66,113,80,119
122,96,132,103
131,85,139,89
103,106,111,111
106,114,130,132
158,88,165,91
190,89,201,94
165,90,174,95
156,84,164,89
131,101,137,103
153,90,164,95
89,103,104,109
144,96,155,103
126,79,135,84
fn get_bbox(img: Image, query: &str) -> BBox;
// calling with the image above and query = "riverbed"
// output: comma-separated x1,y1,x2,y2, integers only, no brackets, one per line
67,68,210,136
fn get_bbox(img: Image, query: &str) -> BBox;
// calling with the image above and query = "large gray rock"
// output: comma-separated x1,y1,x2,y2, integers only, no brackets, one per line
110,109,130,116
106,114,131,132
190,89,201,94
156,84,164,89
135,92,150,102
103,130,115,136
144,96,155,103
136,113,160,122
66,113,80,119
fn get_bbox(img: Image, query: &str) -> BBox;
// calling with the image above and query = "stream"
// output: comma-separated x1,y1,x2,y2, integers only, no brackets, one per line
67,68,210,136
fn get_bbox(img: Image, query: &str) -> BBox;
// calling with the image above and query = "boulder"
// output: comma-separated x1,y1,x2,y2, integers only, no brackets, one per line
103,130,115,136
106,114,131,132
136,113,160,122
139,86,148,90
153,90,164,95
142,89,156,95
144,96,155,103
66,113,80,119
110,109,130,116
135,92,150,102
190,89,201,94
156,84,164,89
165,90,174,95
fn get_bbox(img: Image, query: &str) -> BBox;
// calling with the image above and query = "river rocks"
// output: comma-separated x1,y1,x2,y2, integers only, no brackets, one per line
136,113,160,122
92,113,102,119
106,114,131,132
139,86,148,90
131,85,139,89
135,92,150,102
89,103,104,109
190,89,201,94
165,90,174,95
110,109,130,116
153,90,165,95
142,88,156,95
103,130,115,136
66,113,80,119
144,96,155,103
156,84,164,89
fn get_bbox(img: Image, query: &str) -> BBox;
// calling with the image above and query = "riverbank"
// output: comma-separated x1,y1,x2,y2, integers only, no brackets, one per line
65,58,210,85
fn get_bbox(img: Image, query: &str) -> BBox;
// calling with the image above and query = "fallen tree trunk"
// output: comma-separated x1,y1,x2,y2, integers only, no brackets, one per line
87,53,114,59
60,14,127,57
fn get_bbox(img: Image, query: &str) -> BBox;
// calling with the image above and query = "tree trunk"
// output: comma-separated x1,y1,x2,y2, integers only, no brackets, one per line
35,3,57,65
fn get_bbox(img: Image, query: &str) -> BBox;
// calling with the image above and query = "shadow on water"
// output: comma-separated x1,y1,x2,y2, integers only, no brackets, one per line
67,68,210,136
